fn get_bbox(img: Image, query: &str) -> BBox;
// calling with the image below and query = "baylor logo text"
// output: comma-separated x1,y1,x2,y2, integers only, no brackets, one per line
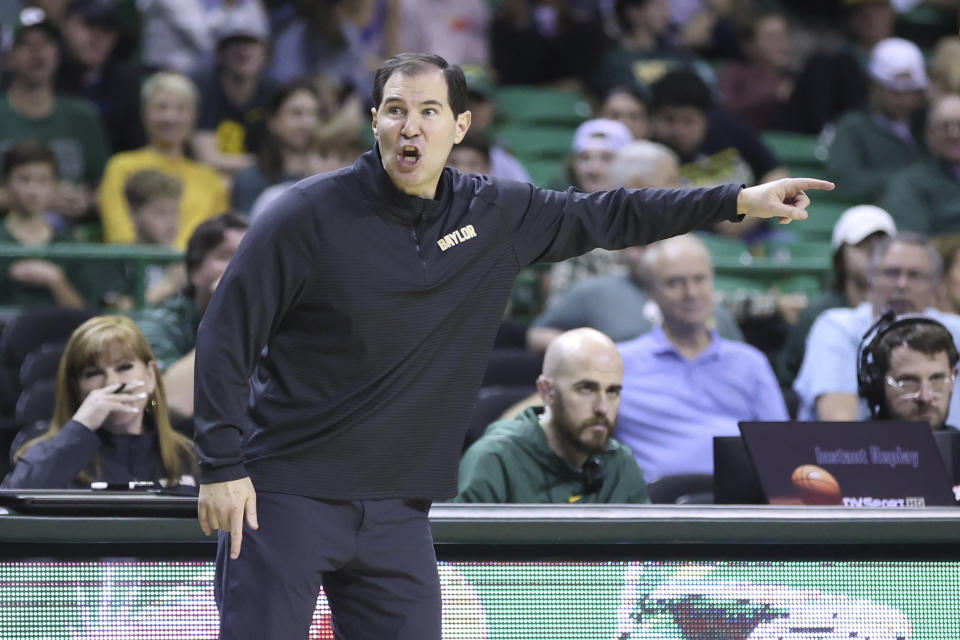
437,225,477,251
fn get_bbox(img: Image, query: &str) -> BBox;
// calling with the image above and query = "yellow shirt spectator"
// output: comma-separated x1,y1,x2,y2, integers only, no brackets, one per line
98,148,228,248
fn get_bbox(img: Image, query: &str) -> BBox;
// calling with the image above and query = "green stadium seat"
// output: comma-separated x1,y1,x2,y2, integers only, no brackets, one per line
761,239,834,264
494,86,591,127
762,131,825,176
519,158,564,188
695,233,752,264
792,201,849,241
494,125,575,161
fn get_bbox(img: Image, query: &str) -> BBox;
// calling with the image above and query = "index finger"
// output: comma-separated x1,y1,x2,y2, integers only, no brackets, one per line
784,178,835,191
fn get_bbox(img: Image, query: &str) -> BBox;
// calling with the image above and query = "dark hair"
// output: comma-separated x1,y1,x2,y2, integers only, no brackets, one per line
258,80,321,183
650,69,712,113
737,10,786,44
372,53,467,117
124,169,183,209
453,130,491,160
875,320,960,373
2,139,59,180
184,211,250,299
601,83,650,110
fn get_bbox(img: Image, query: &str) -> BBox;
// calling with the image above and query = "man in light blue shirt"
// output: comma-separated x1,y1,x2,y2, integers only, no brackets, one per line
794,233,960,422
615,235,787,482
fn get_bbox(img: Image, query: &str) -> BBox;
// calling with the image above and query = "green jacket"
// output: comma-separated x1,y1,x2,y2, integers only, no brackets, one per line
453,407,650,504
881,158,960,236
826,109,922,202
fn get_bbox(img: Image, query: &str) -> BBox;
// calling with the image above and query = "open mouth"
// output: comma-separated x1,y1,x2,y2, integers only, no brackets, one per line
397,146,421,168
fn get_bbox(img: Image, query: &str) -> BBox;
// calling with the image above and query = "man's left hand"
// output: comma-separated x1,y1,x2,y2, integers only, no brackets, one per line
737,178,835,224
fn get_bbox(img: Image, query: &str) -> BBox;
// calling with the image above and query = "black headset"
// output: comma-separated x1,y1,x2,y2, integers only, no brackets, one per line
857,309,953,417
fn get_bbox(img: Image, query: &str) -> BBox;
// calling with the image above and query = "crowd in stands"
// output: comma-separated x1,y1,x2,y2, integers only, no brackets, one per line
1,0,960,502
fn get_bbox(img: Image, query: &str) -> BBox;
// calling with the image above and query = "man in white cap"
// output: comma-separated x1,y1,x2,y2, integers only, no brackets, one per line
566,118,634,193
882,93,960,236
794,232,960,422
826,37,928,202
776,205,896,386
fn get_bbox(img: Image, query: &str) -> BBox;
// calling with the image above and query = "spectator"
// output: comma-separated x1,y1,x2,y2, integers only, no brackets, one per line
97,72,229,248
935,236,960,316
529,140,742,352
615,234,787,482
794,233,960,422
882,93,960,236
826,37,927,203
597,84,650,141
266,0,400,96
716,11,796,131
670,0,741,59
650,68,787,238
135,212,249,426
784,0,893,134
124,168,185,305
229,80,322,214
776,204,896,387
596,0,711,95
543,119,634,303
491,0,606,91
2,315,197,489
0,6,110,220
398,0,491,67
928,36,960,101
138,0,269,76
191,19,273,176
460,64,532,183
447,130,491,175
859,314,959,433
453,328,650,503
55,0,145,153
0,139,86,309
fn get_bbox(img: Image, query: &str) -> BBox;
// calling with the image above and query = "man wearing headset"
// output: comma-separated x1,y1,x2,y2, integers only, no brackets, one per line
859,313,960,433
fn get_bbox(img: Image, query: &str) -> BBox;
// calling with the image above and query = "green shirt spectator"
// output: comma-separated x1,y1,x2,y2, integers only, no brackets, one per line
453,407,650,504
882,158,960,236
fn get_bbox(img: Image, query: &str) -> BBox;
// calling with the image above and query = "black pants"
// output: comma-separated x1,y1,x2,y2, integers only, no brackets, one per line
215,492,441,640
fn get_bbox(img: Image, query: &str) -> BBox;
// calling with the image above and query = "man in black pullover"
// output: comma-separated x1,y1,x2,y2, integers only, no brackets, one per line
195,53,834,639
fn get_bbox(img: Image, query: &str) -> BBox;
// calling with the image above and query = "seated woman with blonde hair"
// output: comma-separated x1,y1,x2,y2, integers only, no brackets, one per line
2,316,197,489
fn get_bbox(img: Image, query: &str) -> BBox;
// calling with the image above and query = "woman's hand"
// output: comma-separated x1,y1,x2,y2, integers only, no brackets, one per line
72,381,147,431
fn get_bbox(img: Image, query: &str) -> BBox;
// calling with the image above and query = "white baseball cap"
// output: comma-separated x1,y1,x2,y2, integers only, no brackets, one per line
868,37,928,91
831,205,897,249
572,119,633,154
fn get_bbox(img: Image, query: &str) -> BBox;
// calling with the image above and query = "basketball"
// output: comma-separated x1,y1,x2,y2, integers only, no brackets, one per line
791,465,843,505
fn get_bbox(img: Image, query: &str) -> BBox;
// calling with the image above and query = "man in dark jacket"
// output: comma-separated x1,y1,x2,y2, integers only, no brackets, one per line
194,52,834,640
454,328,649,504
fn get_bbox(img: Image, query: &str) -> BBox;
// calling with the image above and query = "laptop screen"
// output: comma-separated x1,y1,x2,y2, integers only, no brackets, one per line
739,421,956,507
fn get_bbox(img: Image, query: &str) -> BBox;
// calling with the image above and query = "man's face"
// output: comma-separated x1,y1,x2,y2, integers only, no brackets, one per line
372,68,471,199
547,361,623,458
572,148,615,193
190,228,246,311
62,15,117,69
648,246,715,332
219,38,268,78
7,28,60,87
883,346,956,430
868,242,937,315
927,95,960,164
448,146,490,175
6,161,56,216
653,105,707,158
131,197,179,246
850,2,895,48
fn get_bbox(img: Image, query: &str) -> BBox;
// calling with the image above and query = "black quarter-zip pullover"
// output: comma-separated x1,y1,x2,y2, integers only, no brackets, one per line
193,148,741,499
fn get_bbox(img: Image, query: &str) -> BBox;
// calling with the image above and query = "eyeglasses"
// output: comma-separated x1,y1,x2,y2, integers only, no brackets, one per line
885,374,956,399
875,267,933,285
